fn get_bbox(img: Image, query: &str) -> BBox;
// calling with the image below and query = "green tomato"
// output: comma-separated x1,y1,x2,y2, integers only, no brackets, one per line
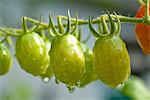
41,40,53,79
15,32,49,76
50,34,85,86
94,35,131,88
0,44,12,76
121,76,150,100
79,43,97,87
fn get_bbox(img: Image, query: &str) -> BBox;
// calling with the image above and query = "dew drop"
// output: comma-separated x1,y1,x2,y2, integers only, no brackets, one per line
33,58,36,61
2,50,7,55
55,78,60,84
63,58,66,61
75,81,81,87
42,77,50,83
66,85,75,93
117,82,125,89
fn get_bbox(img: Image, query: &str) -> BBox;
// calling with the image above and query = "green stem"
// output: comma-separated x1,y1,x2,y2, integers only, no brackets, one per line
24,16,48,28
60,15,144,25
101,17,109,34
57,16,65,33
0,36,8,44
0,28,22,37
143,0,150,24
0,14,145,37
22,17,28,33
24,15,144,29
137,0,145,5
146,0,150,19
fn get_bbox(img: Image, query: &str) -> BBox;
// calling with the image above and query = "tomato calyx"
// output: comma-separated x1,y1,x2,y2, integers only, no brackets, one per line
49,10,78,37
138,1,150,25
21,16,42,35
144,0,150,25
89,12,121,38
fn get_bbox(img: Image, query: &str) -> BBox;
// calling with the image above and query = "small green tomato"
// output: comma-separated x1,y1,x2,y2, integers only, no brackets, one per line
15,32,49,76
0,44,12,76
50,34,85,86
121,76,150,100
94,35,131,88
79,43,97,87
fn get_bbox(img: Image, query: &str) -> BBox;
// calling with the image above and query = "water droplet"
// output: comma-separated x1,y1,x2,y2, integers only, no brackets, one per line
55,78,60,84
75,81,81,87
117,82,125,88
33,58,36,61
2,50,7,55
66,85,75,93
63,58,66,61
40,66,44,69
42,77,50,83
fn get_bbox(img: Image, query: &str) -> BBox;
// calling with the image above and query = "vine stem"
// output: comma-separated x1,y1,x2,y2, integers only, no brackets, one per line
145,0,150,21
58,15,144,26
0,36,8,44
137,0,145,5
146,0,149,15
0,28,22,37
0,14,144,37
24,15,143,28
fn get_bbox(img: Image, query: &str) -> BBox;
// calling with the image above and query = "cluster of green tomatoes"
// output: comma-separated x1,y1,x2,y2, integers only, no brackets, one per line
0,11,131,92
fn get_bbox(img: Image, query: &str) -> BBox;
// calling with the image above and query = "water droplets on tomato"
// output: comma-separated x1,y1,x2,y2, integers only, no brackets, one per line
116,82,125,89
75,80,81,87
32,58,36,61
66,84,75,93
42,77,50,83
63,58,66,61
2,50,7,55
55,78,61,84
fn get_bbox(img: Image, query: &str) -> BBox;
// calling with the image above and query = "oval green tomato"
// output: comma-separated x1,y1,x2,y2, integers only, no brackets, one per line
0,44,12,76
15,32,49,76
50,34,85,86
94,35,131,88
79,43,97,87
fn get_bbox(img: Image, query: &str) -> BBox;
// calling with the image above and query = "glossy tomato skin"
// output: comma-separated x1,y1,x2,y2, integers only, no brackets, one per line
50,34,85,86
15,32,49,76
94,35,131,88
0,44,12,75
135,5,150,55
79,43,97,87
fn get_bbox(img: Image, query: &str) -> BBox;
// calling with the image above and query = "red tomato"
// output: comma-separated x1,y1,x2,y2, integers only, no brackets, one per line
135,4,150,55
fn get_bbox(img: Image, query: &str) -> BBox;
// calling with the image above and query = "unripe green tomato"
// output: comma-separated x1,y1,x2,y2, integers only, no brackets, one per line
15,32,50,76
94,35,131,88
0,44,12,76
121,76,150,100
79,43,97,87
41,40,53,79
50,34,85,86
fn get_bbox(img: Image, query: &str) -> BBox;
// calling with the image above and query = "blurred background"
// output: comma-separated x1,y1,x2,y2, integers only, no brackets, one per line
0,0,150,100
